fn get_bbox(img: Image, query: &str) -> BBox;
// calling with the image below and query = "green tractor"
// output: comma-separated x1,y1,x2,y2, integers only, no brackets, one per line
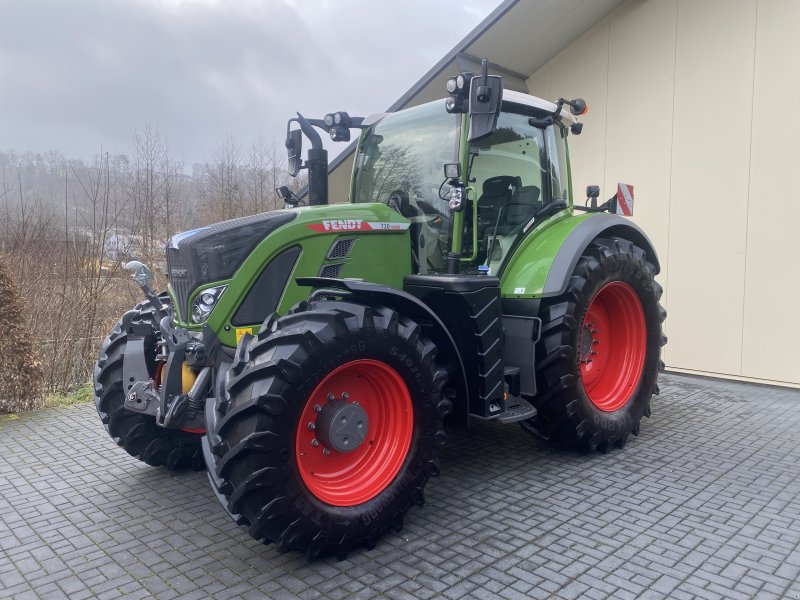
94,60,665,559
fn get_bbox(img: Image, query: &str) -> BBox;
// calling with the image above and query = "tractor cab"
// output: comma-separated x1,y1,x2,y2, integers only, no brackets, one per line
290,59,586,279
350,91,578,276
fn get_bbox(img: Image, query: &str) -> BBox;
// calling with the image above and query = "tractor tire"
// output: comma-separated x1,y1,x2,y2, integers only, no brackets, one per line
522,236,666,452
93,298,204,470
204,300,451,560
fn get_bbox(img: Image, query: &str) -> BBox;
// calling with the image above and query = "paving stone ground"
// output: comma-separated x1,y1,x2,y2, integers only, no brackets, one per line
2,373,800,599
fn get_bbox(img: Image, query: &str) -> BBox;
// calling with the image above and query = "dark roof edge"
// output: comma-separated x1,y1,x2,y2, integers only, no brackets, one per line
328,0,519,173
303,0,519,195
385,0,519,114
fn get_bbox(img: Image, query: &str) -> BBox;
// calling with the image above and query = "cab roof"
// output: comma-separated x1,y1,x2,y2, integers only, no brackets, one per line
502,90,578,125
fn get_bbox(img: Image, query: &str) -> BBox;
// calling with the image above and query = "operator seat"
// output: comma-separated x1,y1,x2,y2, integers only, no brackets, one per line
503,185,541,231
477,175,521,238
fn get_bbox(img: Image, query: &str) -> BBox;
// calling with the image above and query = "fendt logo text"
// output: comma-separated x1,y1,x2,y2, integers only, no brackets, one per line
306,219,365,232
306,220,410,233
322,219,364,231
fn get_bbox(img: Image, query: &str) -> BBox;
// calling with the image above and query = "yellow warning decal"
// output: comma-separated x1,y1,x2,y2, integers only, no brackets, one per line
235,327,253,343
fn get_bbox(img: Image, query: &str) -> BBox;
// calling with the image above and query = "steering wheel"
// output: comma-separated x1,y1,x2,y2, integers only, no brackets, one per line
386,189,410,215
415,199,441,217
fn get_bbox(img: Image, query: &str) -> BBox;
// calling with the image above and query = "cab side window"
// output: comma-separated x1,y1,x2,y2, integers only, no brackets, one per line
467,111,547,265
546,124,571,204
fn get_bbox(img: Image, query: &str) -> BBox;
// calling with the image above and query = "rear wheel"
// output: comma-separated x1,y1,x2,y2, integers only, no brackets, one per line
523,236,666,451
93,299,204,470
205,301,451,559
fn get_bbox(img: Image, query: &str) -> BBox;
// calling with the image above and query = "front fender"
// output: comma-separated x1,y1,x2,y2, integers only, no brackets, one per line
296,277,471,427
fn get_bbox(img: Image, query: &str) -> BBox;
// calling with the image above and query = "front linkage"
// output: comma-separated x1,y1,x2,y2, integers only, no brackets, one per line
120,261,209,433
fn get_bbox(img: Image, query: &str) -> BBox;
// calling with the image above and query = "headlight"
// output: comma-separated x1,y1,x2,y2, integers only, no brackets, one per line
191,285,226,324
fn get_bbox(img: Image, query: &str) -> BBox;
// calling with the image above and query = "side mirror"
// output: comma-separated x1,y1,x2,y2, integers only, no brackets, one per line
468,59,503,142
124,260,153,287
286,128,303,177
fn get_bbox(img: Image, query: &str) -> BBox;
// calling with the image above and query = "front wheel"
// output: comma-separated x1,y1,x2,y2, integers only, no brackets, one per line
205,301,451,559
523,236,666,452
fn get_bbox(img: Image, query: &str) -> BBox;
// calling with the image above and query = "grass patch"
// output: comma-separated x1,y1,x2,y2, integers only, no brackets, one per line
46,382,94,408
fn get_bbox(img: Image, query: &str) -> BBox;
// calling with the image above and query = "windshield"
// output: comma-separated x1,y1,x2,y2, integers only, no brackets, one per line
352,100,459,272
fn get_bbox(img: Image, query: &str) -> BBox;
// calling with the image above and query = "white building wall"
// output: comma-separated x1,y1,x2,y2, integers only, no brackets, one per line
528,0,800,386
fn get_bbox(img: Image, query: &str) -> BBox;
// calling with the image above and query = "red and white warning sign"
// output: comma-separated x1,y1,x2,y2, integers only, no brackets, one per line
616,183,634,216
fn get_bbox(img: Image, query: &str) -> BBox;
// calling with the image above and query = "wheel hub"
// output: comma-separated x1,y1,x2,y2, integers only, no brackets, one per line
580,322,598,362
295,359,413,506
315,398,369,453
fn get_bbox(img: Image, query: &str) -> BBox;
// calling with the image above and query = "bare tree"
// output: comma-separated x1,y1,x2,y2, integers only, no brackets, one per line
199,134,244,222
0,127,302,400
128,122,183,262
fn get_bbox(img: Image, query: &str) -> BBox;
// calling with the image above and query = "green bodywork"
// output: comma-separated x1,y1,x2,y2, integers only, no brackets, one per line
168,99,600,348
499,209,592,298
169,203,412,348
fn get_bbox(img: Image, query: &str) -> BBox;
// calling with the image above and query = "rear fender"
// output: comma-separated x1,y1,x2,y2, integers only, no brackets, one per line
542,213,660,297
501,212,660,299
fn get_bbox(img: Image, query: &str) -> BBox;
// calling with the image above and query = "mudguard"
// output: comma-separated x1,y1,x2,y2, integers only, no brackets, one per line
541,213,660,297
500,212,660,300
296,277,471,426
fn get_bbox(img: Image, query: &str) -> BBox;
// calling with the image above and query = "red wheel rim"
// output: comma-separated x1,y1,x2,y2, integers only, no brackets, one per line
295,359,413,506
579,281,647,412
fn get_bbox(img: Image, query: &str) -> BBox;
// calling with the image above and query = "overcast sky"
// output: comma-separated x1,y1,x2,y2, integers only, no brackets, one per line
0,0,501,167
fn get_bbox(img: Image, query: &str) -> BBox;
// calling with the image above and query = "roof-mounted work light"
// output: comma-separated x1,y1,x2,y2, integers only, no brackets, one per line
445,71,473,114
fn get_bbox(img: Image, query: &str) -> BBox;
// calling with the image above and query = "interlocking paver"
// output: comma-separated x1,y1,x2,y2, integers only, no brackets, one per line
2,373,800,598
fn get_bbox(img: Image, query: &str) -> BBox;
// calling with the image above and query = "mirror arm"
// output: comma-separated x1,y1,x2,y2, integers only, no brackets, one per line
306,117,366,131
296,113,323,149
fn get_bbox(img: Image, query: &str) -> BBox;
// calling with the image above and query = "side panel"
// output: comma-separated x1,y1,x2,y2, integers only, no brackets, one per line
741,0,800,384
187,203,413,348
404,275,505,419
666,0,755,377
499,210,591,298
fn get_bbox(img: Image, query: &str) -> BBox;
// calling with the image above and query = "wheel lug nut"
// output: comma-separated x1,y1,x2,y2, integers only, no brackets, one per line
315,404,323,412
590,350,598,356
323,448,331,456
307,422,315,430
326,394,334,402
592,340,600,345
311,439,319,447
342,392,349,400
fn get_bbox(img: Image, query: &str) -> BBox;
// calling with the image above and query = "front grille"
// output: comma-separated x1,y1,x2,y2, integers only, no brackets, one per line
165,210,297,323
327,238,355,260
231,246,301,326
166,247,192,321
319,263,343,278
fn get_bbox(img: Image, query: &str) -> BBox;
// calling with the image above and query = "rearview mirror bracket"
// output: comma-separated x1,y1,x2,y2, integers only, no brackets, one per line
467,59,503,142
